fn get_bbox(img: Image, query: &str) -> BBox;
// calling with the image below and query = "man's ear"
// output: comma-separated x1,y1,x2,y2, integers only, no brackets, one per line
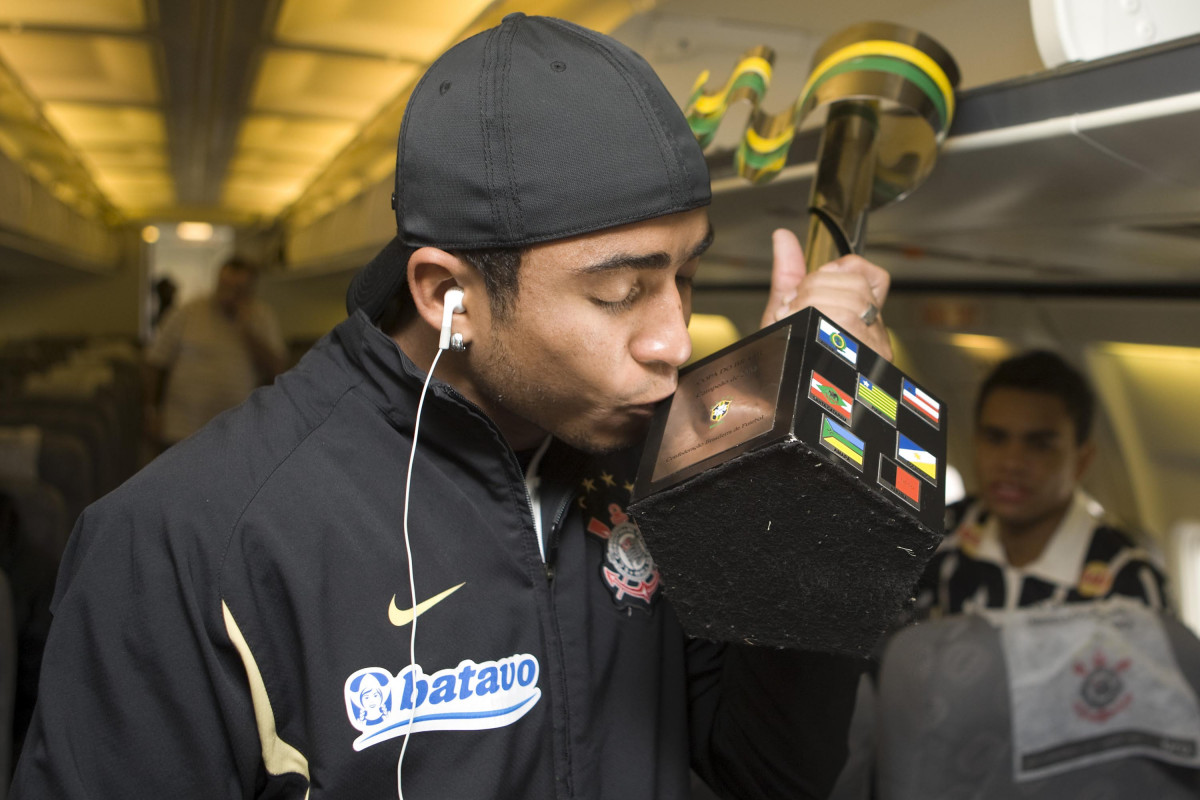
407,247,480,347
1075,439,1097,480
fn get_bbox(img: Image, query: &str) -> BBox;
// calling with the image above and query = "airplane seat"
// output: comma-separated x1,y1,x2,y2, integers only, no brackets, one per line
58,344,144,483
83,387,128,485
0,403,112,497
35,431,92,534
0,566,14,799
69,340,144,483
3,420,93,532
102,357,145,479
3,339,129,495
0,477,68,771
876,612,1200,800
1163,612,1200,710
2,338,144,490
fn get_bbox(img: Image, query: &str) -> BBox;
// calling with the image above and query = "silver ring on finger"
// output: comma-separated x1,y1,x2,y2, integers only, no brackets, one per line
860,302,879,327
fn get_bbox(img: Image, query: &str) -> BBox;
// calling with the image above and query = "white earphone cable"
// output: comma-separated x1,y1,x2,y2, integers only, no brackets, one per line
397,345,444,799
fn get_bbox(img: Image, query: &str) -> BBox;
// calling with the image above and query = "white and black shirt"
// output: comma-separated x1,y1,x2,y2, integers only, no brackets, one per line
917,491,1168,618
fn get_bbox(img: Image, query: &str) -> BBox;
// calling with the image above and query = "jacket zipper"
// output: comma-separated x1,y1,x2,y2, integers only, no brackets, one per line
522,452,582,798
434,382,577,798
541,490,575,582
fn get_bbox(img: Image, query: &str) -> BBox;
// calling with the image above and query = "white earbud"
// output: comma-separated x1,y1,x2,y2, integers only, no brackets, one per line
438,287,465,351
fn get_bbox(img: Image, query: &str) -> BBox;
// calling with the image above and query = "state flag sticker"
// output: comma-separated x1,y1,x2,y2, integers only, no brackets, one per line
878,455,921,510
808,370,853,423
901,378,941,430
856,374,897,425
897,432,938,486
819,414,865,471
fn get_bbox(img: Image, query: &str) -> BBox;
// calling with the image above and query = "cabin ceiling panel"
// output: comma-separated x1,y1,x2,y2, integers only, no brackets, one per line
221,176,306,216
93,171,174,210
1080,104,1200,187
882,131,1189,233
896,228,1200,281
650,0,1044,90
224,111,363,217
0,1,152,221
652,0,947,35
228,151,325,184
0,33,158,104
0,0,1194,279
81,147,168,171
275,0,497,61
236,115,360,158
0,0,145,30
249,50,419,120
1102,345,1200,466
276,0,656,228
0,69,39,123
41,103,165,148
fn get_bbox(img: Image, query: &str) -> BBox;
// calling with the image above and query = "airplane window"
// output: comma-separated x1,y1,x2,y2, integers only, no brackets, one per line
1175,520,1200,635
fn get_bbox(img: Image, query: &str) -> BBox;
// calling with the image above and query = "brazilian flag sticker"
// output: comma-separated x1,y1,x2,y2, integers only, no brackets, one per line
817,317,858,367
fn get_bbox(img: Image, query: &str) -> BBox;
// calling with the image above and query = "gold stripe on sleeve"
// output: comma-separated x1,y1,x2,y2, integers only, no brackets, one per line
223,600,311,793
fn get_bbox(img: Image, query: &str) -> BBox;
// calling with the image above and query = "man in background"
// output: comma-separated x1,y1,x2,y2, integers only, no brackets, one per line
144,257,286,448
151,275,177,329
917,349,1167,615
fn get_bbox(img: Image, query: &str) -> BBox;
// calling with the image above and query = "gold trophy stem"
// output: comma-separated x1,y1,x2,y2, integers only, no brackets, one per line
804,101,882,271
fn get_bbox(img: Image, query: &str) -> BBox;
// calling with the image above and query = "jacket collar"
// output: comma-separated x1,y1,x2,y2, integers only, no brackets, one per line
335,309,474,425
332,310,590,489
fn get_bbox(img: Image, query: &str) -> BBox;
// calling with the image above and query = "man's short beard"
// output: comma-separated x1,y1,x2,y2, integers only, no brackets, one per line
472,339,646,457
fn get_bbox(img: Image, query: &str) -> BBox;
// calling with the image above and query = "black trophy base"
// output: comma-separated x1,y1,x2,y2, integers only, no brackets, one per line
629,437,941,657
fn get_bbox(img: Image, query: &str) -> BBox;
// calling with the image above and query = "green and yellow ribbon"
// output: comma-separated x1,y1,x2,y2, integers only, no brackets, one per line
686,39,957,185
685,46,774,149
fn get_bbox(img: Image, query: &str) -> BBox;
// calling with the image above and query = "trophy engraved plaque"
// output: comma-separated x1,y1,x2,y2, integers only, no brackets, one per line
629,23,959,657
651,326,791,484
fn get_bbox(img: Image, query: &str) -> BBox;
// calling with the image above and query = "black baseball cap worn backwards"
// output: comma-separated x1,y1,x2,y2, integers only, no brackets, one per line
347,12,712,321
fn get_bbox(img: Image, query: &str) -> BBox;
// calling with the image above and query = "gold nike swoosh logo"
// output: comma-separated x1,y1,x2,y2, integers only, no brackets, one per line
388,582,466,627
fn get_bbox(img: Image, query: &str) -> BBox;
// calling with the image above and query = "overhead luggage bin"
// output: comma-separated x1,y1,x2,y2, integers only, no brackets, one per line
701,34,1200,288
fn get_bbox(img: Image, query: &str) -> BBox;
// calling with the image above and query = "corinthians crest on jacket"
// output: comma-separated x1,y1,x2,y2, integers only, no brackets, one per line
587,501,661,610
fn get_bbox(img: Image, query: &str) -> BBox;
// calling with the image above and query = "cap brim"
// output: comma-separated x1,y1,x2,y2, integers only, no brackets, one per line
346,236,418,321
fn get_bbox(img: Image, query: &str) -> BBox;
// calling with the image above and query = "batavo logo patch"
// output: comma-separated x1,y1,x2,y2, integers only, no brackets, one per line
344,655,541,751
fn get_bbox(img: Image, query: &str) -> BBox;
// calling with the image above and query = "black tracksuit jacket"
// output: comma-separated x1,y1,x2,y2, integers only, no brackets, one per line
13,311,859,799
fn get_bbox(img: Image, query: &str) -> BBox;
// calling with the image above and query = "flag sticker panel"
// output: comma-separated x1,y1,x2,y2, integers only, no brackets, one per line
820,414,865,470
897,432,938,485
902,378,941,429
878,455,921,509
816,318,858,367
856,375,897,425
809,370,853,423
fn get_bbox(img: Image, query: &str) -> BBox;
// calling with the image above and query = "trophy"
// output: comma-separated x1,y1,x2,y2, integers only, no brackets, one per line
629,23,959,657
